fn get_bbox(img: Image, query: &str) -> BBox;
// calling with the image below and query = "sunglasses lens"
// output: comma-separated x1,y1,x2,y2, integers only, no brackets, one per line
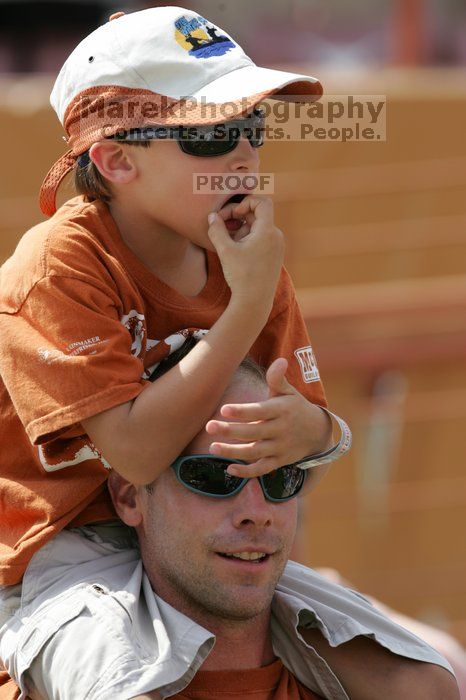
178,457,243,495
262,466,305,500
242,123,264,147
180,112,264,156
108,110,265,156
180,138,235,157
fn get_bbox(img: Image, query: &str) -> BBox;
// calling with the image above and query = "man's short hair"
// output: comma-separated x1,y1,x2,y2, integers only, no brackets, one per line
144,336,267,494
149,336,266,385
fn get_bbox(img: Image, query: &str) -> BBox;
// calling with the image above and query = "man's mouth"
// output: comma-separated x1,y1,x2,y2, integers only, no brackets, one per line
217,551,270,563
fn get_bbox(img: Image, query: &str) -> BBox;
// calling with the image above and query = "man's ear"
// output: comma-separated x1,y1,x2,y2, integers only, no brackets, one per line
89,140,137,185
107,470,143,526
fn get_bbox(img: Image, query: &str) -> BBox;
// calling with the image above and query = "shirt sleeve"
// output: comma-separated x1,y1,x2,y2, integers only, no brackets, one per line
0,275,148,445
276,561,455,678
251,267,327,408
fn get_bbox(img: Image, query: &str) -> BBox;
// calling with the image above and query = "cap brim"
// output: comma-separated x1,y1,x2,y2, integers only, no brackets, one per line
191,64,323,104
157,64,322,124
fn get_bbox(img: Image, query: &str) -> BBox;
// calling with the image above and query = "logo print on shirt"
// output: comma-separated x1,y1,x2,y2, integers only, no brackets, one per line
121,310,146,357
37,338,107,364
39,439,111,473
38,347,55,363
294,346,320,383
174,15,236,58
65,336,104,356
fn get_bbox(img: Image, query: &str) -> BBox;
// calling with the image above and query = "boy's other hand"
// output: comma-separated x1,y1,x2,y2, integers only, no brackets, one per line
205,357,333,479
207,196,284,315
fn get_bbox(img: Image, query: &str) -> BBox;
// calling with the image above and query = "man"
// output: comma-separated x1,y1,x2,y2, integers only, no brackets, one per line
107,353,459,700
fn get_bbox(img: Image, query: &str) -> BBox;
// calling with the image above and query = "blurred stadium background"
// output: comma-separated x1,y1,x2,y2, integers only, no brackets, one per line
0,0,465,653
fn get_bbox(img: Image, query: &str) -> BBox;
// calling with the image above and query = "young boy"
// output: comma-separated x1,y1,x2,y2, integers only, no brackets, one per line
0,6,357,698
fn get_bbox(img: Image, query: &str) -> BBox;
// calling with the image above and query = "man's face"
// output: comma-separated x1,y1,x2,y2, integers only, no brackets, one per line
134,375,298,627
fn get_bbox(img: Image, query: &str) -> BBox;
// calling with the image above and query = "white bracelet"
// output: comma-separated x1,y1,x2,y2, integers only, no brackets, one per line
297,407,352,470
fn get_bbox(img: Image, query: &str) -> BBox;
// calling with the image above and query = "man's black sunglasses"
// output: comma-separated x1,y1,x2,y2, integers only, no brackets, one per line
171,454,306,502
108,108,265,157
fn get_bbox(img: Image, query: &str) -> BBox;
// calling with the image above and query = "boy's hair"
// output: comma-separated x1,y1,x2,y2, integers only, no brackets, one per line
74,141,151,203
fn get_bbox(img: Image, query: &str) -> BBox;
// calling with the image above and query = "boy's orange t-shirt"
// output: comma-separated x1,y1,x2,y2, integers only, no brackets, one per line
173,659,324,699
0,196,327,586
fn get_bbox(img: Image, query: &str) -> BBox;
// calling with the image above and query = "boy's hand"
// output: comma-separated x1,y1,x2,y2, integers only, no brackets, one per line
207,196,284,314
205,358,333,478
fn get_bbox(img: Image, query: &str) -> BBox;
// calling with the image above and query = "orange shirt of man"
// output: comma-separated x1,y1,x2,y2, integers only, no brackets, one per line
174,659,324,699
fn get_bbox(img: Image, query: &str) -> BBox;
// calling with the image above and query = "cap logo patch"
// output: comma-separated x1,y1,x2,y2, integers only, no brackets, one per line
174,14,236,58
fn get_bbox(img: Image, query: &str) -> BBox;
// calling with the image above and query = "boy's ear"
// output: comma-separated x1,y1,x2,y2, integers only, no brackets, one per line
107,469,143,526
89,140,137,185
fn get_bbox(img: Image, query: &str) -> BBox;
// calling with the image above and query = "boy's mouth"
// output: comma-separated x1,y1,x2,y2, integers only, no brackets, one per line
220,193,248,232
222,193,247,208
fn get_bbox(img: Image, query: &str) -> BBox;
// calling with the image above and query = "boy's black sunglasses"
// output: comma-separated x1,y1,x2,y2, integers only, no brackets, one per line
171,454,306,502
109,108,265,158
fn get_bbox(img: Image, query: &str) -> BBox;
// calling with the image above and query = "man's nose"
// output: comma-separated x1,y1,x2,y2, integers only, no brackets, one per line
231,478,273,528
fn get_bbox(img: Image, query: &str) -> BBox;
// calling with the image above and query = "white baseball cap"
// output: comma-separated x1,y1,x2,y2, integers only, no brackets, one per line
40,6,322,216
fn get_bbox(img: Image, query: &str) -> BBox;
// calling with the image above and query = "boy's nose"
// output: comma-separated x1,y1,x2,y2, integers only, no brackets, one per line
228,136,260,172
